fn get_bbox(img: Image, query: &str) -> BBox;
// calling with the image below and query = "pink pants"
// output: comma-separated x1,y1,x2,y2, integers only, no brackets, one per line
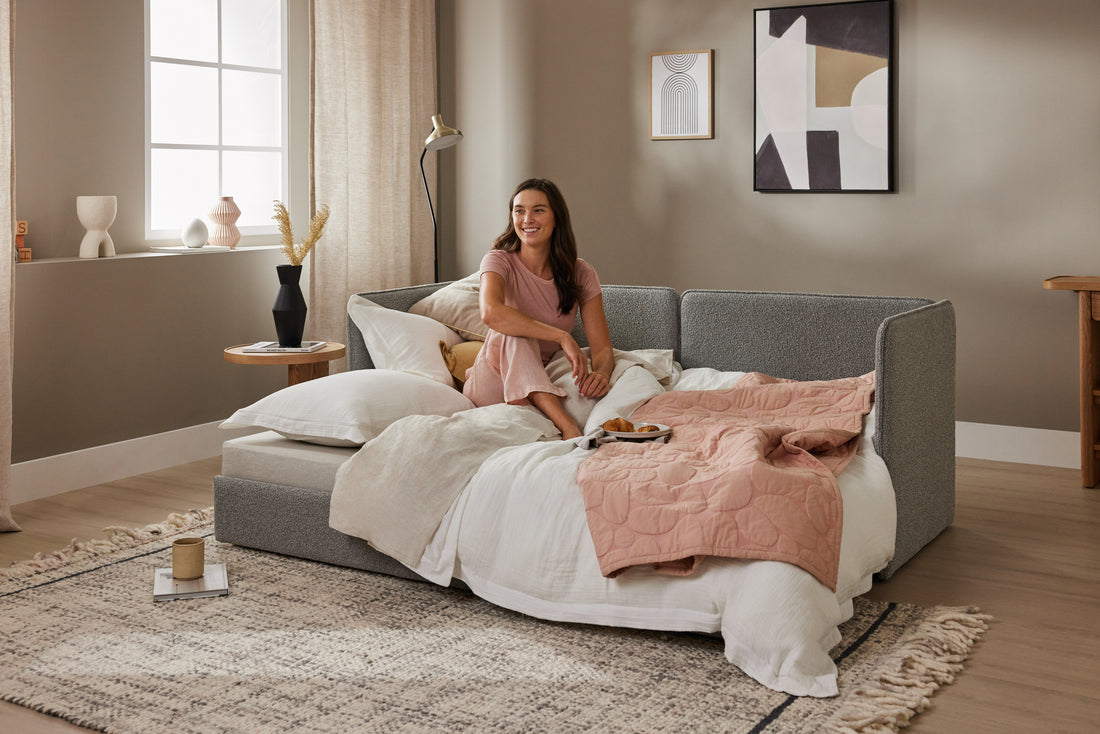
462,331,567,407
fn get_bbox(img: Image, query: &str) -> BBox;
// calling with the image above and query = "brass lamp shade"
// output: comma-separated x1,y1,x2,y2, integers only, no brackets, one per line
420,114,463,281
425,114,463,150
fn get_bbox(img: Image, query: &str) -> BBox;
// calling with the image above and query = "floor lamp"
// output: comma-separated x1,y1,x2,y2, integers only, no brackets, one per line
419,114,462,282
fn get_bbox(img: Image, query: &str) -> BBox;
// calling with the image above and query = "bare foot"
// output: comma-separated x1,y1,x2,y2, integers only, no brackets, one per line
529,391,582,440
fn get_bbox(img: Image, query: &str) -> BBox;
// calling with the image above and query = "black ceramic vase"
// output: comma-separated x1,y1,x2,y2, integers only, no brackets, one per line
272,264,307,347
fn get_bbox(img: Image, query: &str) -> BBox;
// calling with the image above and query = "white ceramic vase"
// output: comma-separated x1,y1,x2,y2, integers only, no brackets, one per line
180,218,209,248
208,196,241,248
77,195,117,258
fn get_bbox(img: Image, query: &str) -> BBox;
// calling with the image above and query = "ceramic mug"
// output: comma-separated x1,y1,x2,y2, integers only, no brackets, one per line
172,537,205,580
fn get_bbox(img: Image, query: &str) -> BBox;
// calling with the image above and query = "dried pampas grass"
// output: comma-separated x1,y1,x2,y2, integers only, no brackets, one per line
274,201,330,266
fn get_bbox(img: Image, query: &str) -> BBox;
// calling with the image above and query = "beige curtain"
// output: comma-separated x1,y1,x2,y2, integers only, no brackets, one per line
1,0,20,532
309,0,437,353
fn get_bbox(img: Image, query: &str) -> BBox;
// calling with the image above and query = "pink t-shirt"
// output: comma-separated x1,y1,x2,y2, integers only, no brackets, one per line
479,249,602,363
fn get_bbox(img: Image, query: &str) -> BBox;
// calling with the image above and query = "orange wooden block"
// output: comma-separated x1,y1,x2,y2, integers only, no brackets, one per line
15,233,24,247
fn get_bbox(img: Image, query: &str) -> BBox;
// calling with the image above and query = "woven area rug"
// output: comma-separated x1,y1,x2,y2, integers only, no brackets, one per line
0,509,990,734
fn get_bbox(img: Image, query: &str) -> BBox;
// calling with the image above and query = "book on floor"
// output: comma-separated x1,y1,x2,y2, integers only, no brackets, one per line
242,341,326,353
153,563,229,602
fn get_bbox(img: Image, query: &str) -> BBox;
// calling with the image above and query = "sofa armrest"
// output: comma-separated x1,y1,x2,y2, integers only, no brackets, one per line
874,299,956,578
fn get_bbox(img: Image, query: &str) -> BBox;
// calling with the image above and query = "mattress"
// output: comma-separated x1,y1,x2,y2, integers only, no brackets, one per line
220,430,355,492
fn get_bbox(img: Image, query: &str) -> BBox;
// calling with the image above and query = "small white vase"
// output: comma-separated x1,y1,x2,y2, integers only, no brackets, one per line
208,196,241,248
77,195,117,258
180,218,209,248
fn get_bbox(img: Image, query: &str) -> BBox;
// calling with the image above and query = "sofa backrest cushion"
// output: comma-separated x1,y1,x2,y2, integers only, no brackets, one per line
569,285,680,356
679,290,932,380
348,283,680,371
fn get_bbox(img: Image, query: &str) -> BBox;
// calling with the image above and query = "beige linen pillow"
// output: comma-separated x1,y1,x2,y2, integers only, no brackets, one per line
409,273,488,341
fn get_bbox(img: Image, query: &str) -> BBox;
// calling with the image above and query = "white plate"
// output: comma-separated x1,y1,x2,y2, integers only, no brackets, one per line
603,423,671,440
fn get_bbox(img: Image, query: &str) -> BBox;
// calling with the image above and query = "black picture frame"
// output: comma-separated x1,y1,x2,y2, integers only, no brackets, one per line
754,0,895,192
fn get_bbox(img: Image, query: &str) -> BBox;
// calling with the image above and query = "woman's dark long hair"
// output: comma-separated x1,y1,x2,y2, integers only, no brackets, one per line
492,178,581,314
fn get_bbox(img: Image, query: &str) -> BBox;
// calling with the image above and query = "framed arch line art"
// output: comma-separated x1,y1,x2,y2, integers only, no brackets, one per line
650,50,714,140
754,0,894,192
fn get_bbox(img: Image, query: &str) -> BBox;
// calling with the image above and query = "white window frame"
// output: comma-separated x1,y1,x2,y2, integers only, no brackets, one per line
144,0,290,243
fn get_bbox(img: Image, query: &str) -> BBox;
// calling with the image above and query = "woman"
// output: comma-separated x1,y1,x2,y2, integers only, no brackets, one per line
463,179,614,439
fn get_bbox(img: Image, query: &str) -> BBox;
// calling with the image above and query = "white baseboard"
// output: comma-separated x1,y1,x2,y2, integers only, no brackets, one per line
10,421,258,505
955,421,1078,469
9,420,1080,506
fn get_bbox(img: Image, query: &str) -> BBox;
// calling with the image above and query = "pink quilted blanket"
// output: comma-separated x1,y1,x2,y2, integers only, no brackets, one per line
577,372,875,591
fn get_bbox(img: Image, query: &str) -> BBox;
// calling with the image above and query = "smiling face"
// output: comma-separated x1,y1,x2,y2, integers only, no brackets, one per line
511,189,556,250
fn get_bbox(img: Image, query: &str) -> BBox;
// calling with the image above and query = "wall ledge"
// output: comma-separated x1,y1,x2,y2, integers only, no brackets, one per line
149,245,282,254
17,245,281,265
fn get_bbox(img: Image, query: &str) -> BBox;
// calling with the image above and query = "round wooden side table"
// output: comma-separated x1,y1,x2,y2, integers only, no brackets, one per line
223,342,347,386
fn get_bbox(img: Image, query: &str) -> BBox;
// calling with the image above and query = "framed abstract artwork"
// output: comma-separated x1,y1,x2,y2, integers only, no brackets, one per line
754,0,894,192
650,50,714,140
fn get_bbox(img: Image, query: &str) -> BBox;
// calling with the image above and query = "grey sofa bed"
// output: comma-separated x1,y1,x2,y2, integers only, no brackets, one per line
214,284,955,581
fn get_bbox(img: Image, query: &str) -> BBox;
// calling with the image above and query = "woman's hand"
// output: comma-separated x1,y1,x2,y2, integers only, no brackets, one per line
578,294,614,400
576,370,611,399
558,330,610,398
561,332,610,398
559,331,589,384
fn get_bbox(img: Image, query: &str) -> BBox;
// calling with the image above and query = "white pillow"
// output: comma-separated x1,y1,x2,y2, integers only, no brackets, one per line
347,295,464,385
220,369,475,446
408,273,488,340
670,367,746,391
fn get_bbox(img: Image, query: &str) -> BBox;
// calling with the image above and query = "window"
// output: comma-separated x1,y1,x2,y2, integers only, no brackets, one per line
146,0,288,241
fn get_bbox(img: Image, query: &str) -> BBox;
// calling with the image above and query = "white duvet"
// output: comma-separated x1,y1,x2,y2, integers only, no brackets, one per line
332,362,896,697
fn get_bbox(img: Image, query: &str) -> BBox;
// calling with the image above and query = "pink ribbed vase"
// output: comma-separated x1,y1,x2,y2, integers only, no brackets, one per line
208,196,241,249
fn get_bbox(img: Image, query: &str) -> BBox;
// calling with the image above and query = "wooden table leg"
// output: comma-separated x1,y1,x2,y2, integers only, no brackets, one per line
287,362,329,386
1078,291,1099,487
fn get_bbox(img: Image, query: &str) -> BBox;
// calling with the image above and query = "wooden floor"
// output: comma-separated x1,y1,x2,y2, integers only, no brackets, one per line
1,456,1097,733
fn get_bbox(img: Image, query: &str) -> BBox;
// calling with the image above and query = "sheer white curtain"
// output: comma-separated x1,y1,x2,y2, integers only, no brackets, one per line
1,0,20,532
309,0,437,354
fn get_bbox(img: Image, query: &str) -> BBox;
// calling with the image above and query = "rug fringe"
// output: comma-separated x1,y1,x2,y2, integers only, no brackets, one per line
0,507,214,582
828,605,992,734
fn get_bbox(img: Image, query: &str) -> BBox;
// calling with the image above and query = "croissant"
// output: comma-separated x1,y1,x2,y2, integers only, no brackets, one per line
602,417,635,433
636,424,660,433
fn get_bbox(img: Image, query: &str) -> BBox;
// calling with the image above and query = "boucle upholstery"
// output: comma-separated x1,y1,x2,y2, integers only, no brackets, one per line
678,290,955,577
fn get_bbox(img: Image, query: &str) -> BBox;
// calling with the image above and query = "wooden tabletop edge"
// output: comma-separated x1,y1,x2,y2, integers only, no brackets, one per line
1043,276,1100,290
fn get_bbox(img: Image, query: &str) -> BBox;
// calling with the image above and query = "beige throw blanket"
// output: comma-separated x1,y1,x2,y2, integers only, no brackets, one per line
576,372,875,591
328,403,557,566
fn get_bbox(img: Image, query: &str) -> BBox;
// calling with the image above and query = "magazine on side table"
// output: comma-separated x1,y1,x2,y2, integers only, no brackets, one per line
242,341,326,353
153,563,229,602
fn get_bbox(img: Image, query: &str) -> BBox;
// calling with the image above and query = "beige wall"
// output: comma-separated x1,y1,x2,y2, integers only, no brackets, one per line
12,251,288,463
443,0,1100,432
10,0,1098,464
11,0,312,463
15,0,145,258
